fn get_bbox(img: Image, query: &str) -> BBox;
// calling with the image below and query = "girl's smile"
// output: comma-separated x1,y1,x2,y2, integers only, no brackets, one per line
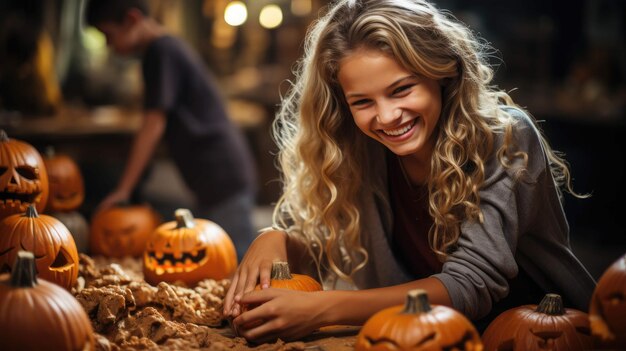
338,48,442,164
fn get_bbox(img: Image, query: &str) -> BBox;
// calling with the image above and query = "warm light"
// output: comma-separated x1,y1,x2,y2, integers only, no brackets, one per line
291,0,312,16
82,26,106,50
224,1,247,27
259,4,283,29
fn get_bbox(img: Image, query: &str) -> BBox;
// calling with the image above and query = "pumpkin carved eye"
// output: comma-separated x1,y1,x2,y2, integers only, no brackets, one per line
0,167,7,175
16,166,38,180
50,246,73,271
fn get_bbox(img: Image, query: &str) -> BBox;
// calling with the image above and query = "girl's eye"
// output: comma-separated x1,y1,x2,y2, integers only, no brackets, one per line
392,85,413,95
351,99,371,106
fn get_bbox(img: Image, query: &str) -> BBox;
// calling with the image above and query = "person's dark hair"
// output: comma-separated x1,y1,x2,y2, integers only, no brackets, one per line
85,0,150,26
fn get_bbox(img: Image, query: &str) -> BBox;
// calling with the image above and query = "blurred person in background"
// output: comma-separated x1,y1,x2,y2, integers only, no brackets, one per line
86,0,258,260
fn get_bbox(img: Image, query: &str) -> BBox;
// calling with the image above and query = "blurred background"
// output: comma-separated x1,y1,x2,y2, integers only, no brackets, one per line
1,0,624,279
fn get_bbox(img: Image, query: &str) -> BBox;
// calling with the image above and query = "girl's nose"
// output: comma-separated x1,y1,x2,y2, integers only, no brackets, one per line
377,106,403,125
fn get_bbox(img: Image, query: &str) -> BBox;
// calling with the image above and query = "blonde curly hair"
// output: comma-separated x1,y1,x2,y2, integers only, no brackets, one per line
272,0,576,283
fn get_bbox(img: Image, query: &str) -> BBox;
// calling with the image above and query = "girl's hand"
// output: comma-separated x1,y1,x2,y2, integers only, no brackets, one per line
232,288,328,343
223,230,288,317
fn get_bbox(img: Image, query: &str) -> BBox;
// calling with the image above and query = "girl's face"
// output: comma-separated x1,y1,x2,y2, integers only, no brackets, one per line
338,48,442,161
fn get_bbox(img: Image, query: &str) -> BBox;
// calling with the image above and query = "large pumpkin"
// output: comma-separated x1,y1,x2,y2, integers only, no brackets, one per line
0,205,79,290
355,289,483,351
51,210,89,254
43,147,84,212
589,253,626,348
482,294,593,351
0,251,94,350
0,130,48,219
143,208,237,286
90,202,161,257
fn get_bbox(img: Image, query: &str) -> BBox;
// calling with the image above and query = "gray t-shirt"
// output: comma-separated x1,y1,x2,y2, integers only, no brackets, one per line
323,107,595,320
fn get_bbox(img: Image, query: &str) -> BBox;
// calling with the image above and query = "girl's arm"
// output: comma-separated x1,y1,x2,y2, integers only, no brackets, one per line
232,277,451,342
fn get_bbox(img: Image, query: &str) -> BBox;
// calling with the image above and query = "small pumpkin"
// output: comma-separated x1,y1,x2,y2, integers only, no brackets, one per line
0,130,49,219
0,251,94,350
234,261,322,334
51,210,89,254
90,202,161,257
143,208,237,286
258,261,322,291
589,253,626,348
0,205,79,290
43,147,84,212
355,289,483,351
482,293,593,351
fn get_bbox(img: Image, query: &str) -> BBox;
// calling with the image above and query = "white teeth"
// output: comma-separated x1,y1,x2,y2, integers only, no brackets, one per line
382,121,414,136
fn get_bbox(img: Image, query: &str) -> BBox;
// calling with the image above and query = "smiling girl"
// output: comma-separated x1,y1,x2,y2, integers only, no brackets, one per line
224,0,595,342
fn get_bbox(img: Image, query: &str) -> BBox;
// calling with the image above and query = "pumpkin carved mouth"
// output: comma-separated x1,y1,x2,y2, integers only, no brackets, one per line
145,249,208,275
0,190,40,206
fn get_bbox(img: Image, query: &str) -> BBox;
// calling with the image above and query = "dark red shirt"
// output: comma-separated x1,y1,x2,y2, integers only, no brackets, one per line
388,156,443,278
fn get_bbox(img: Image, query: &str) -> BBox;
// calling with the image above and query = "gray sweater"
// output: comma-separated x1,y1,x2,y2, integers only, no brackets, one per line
332,108,595,320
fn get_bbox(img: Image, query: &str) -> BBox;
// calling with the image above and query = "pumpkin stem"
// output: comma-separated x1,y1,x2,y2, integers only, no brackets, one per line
0,129,8,142
271,261,292,280
175,208,195,229
535,293,565,315
403,289,432,314
25,205,39,218
11,251,38,288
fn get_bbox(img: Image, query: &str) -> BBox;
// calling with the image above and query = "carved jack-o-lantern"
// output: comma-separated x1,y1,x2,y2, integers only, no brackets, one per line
355,289,483,351
143,208,237,286
0,251,95,350
589,253,626,348
0,130,48,219
43,147,84,212
90,203,161,257
0,205,79,290
482,294,593,351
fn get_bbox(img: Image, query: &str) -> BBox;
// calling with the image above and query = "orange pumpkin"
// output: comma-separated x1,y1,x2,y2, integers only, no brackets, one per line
0,130,48,219
482,294,593,351
355,289,483,351
43,147,84,212
0,251,94,350
143,208,237,286
258,261,322,291
589,253,626,348
90,203,161,257
0,205,78,290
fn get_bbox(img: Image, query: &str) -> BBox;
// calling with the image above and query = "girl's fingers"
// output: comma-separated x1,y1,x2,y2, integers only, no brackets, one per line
233,269,249,302
258,261,273,289
242,267,260,296
223,273,240,314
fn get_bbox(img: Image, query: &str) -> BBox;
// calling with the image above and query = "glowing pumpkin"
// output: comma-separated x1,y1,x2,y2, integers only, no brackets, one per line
43,147,84,212
0,130,48,219
143,208,237,286
589,253,626,348
90,203,161,257
482,294,593,351
0,205,79,290
0,251,94,350
355,289,483,351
